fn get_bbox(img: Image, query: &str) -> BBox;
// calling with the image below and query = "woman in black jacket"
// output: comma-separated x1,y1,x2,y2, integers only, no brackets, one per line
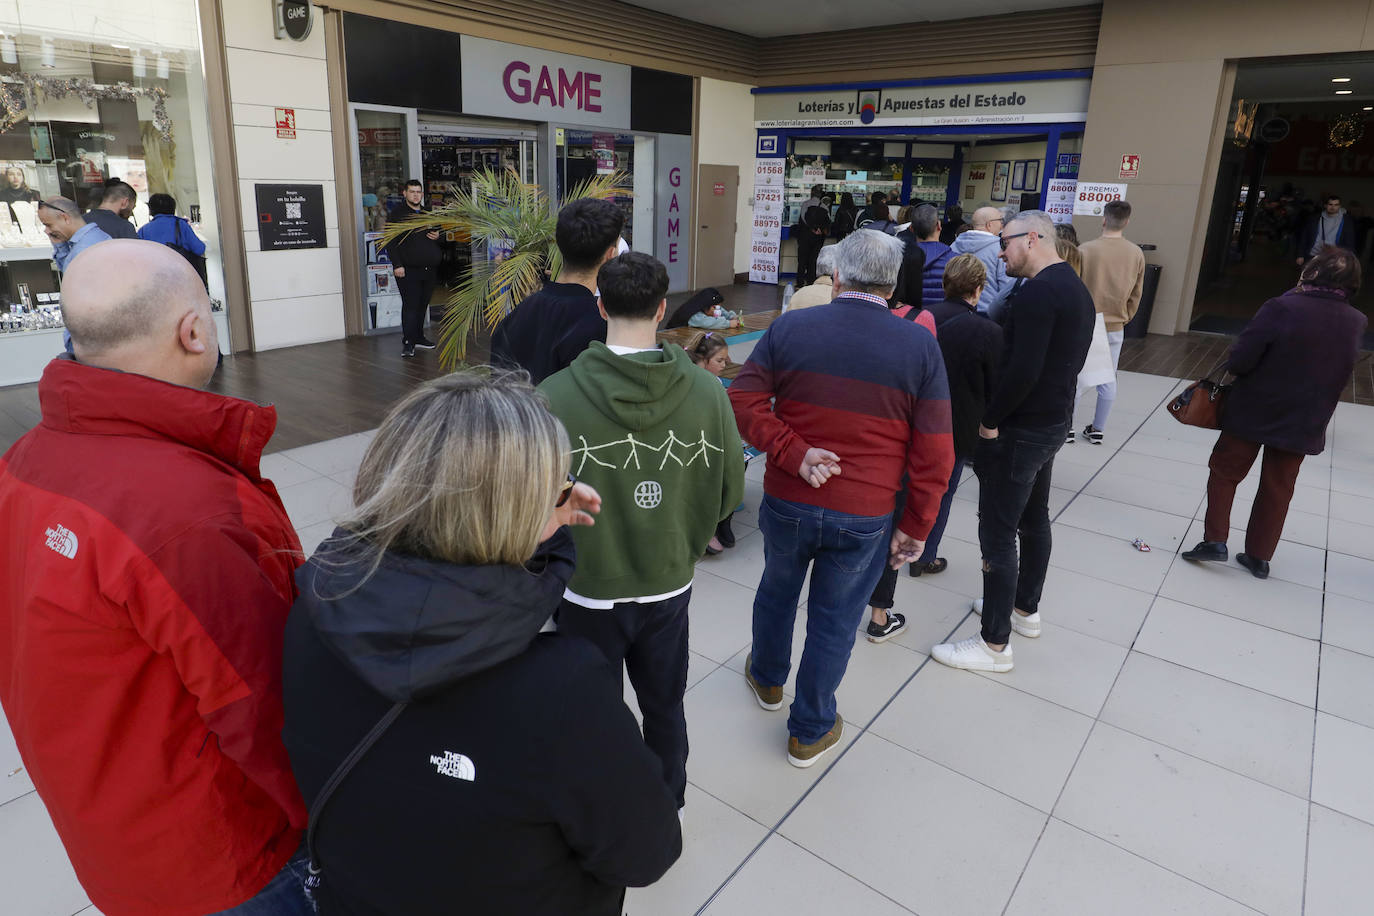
1182,247,1367,579
282,372,682,915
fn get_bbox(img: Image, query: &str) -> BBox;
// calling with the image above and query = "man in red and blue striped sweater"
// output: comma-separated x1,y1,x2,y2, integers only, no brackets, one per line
730,229,954,769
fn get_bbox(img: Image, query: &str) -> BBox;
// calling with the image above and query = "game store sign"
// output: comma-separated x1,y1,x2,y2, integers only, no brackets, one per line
754,78,1090,129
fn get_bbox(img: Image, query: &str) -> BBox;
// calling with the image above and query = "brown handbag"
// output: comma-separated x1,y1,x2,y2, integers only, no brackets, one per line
1167,360,1230,429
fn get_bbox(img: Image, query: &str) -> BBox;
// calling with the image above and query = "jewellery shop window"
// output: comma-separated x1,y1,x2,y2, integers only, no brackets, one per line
0,4,223,341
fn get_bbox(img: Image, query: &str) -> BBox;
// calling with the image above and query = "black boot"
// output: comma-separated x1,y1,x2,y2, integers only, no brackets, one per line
1236,552,1270,579
716,514,736,550
1181,541,1228,562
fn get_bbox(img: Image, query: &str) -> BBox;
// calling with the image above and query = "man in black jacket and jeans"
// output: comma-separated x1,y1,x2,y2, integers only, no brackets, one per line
931,210,1093,674
386,179,442,358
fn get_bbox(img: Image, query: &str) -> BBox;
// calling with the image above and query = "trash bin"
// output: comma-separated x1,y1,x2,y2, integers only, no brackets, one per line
1123,244,1160,339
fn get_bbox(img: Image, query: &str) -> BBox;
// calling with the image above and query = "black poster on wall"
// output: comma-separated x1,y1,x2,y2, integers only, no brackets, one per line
255,183,327,250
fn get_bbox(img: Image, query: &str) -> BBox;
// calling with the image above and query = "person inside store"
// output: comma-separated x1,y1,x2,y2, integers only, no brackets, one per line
832,192,859,239
137,193,206,257
0,240,313,916
1182,247,1366,579
939,205,966,245
281,371,682,915
0,165,39,222
1296,194,1356,266
490,198,623,384
855,190,888,231
384,179,442,359
83,181,139,240
37,197,112,353
795,192,833,287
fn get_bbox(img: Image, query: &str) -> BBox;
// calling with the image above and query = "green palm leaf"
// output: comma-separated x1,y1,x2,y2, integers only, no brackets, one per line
376,167,630,367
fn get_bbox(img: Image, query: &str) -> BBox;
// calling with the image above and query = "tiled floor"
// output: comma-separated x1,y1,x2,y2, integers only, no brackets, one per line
6,370,1374,915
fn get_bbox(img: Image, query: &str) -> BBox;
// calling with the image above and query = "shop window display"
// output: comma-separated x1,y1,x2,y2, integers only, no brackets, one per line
0,1,222,380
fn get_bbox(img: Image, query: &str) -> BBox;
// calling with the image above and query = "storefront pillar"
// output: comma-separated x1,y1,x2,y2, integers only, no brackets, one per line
1039,125,1062,210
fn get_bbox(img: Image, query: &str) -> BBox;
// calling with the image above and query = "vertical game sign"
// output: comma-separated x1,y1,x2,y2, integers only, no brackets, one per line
751,157,784,283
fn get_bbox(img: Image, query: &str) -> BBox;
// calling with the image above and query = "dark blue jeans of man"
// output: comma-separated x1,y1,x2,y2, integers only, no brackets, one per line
556,590,691,809
918,454,967,564
212,844,315,915
750,494,890,743
974,424,1065,646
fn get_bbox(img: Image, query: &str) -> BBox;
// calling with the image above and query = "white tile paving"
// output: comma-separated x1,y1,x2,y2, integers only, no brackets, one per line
7,368,1374,916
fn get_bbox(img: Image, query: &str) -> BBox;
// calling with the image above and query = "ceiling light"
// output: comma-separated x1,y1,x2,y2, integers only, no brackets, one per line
0,36,16,65
40,37,55,68
111,43,129,50
1332,77,1352,83
132,50,145,77
1336,89,1354,95
1364,106,1372,111
156,54,169,79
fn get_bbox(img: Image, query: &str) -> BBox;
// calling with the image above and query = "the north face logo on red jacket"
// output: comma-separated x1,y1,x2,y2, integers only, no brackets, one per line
44,524,78,559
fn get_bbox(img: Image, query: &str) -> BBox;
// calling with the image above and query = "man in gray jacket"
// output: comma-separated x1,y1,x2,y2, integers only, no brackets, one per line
950,206,1018,319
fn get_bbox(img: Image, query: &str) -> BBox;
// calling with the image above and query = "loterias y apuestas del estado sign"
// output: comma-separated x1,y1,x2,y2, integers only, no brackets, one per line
754,78,1091,128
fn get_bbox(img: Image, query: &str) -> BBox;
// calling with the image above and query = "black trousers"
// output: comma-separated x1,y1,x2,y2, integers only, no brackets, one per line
868,488,906,610
557,590,691,808
395,267,436,345
795,232,825,287
974,424,1064,645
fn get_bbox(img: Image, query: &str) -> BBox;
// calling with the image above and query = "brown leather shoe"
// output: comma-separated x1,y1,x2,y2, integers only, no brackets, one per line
787,713,843,769
744,652,784,710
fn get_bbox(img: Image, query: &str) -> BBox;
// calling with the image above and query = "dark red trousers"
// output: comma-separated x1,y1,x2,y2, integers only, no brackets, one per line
1203,432,1305,561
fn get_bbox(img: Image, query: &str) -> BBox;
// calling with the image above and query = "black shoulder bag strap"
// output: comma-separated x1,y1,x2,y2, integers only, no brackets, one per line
303,702,408,900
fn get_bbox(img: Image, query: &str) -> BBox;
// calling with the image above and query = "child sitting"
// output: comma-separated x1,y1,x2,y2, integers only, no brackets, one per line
688,332,742,555
687,301,741,330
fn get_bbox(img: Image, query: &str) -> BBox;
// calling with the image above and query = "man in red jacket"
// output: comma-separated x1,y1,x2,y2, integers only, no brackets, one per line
0,240,311,915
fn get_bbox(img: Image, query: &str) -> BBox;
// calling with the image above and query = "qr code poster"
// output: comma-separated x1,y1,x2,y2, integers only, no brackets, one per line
254,183,327,250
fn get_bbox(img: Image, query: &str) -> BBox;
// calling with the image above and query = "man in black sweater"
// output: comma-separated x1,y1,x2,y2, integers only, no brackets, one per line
489,198,622,383
386,179,443,358
931,210,1093,674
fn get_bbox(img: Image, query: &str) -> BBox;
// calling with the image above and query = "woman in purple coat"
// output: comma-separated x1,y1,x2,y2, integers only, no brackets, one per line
1182,247,1367,579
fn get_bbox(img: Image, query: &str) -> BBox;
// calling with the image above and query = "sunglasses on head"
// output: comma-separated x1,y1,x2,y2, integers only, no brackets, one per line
999,231,1033,251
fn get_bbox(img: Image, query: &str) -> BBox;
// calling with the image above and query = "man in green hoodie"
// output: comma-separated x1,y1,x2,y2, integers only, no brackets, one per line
541,252,745,815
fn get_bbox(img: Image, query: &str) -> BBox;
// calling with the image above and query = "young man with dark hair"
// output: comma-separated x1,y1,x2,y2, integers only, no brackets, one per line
385,178,441,358
490,197,624,383
540,252,745,817
1297,194,1356,266
84,181,138,240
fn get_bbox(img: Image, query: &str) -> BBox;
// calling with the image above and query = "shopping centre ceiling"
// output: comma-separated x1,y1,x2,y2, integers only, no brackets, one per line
622,0,1096,38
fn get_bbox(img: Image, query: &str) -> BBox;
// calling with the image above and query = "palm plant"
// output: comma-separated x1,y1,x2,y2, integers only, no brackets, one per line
378,168,631,368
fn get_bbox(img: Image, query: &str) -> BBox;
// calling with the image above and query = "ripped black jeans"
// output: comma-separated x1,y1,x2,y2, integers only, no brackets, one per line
973,423,1065,645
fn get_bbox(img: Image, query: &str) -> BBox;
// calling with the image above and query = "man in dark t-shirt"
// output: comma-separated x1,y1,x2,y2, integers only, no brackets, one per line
489,198,623,384
931,209,1094,674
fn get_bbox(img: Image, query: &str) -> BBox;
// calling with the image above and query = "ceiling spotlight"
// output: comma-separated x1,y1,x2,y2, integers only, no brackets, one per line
1332,77,1352,83
111,43,129,50
132,50,145,77
1364,106,1373,111
1336,89,1354,95
156,54,169,79
40,37,55,68
0,35,16,65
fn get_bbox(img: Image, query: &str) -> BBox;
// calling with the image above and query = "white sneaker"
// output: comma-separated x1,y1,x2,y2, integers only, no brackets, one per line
931,635,1014,672
971,598,1041,638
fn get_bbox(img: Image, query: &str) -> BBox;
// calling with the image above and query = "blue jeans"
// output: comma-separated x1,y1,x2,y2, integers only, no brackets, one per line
918,454,967,564
750,494,891,742
974,425,1064,646
213,844,315,915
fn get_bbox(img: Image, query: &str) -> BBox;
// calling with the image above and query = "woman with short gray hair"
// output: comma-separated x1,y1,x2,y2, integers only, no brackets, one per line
281,371,682,914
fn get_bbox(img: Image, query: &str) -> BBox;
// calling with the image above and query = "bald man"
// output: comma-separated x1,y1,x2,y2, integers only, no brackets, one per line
38,196,112,353
0,240,313,915
950,205,1018,318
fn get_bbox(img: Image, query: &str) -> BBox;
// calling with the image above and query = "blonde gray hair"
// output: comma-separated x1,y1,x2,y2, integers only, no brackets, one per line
338,371,569,570
942,253,988,301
